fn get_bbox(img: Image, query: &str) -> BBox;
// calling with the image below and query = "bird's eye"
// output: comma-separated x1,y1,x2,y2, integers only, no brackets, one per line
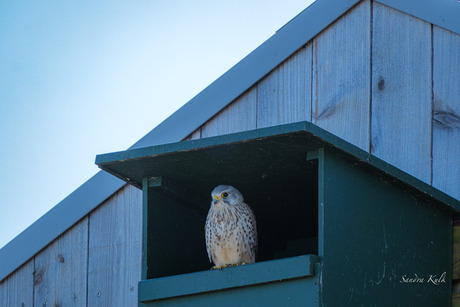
222,192,228,198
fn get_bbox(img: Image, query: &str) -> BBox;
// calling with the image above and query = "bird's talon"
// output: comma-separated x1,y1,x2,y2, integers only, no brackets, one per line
211,264,228,270
211,262,249,270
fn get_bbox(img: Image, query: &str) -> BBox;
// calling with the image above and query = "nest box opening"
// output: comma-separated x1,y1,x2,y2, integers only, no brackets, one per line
142,133,320,279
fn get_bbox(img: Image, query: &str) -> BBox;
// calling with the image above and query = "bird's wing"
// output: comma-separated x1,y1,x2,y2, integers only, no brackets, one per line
205,212,213,263
248,205,258,255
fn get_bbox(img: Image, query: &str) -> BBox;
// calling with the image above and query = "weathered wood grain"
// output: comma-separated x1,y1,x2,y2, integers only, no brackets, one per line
314,0,370,151
201,86,257,138
257,45,312,128
0,260,34,307
371,2,432,183
33,217,88,307
87,184,142,307
432,26,460,200
184,129,201,141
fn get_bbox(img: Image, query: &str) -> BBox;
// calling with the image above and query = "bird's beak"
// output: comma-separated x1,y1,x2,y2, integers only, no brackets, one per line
212,195,221,205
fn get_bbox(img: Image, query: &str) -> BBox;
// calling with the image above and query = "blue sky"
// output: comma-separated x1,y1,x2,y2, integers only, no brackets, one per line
0,0,314,249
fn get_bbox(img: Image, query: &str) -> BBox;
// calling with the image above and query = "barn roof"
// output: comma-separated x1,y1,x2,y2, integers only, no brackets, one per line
1,0,459,282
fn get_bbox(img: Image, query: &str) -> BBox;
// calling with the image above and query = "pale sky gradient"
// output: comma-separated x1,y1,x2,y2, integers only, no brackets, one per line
0,0,315,249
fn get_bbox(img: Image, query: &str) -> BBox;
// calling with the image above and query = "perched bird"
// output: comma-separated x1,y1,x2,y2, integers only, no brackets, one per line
205,185,258,269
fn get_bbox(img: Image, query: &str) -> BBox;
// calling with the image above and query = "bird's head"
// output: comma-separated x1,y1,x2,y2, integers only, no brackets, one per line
211,185,244,208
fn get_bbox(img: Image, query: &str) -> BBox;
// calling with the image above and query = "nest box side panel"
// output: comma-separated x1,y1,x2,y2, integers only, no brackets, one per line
320,149,451,306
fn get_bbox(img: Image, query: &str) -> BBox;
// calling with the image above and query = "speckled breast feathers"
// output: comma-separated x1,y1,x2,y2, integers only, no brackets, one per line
205,185,257,267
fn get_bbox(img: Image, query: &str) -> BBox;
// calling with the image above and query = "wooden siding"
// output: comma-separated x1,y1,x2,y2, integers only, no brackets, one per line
34,217,88,307
435,26,460,306
371,2,432,184
432,26,460,201
0,185,142,306
314,0,371,150
257,45,312,128
186,129,201,141
0,260,34,306
87,184,142,306
201,86,257,138
1,2,459,306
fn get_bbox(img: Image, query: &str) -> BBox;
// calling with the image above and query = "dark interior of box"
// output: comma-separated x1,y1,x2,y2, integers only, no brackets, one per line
142,133,320,279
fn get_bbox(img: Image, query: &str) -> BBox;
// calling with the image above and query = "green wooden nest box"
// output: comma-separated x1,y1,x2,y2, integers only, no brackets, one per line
96,121,460,306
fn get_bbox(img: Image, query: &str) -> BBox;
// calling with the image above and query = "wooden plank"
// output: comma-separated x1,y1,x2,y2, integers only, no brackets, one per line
140,277,318,307
139,255,318,302
0,171,124,284
0,260,34,307
87,184,142,307
314,0,370,151
378,0,460,36
201,86,257,138
257,45,312,129
184,129,201,141
371,2,432,183
432,26,460,200
33,217,88,307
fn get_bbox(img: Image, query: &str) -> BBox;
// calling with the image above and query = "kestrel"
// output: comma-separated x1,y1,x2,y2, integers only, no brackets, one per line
205,185,258,269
